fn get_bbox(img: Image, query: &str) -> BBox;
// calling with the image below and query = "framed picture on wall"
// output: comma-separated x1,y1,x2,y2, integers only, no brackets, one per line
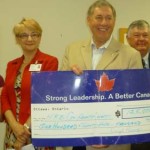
119,28,128,45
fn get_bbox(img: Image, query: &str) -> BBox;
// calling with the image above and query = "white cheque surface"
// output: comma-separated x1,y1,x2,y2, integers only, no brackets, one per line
31,100,150,139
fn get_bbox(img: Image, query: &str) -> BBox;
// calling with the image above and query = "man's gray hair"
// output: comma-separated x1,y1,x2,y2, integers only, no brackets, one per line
127,19,150,36
87,0,116,18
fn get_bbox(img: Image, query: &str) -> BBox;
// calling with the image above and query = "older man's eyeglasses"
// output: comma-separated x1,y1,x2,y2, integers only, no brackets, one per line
17,33,41,40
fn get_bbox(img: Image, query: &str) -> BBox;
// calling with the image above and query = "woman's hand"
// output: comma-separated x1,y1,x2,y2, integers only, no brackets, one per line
14,139,25,150
12,122,30,144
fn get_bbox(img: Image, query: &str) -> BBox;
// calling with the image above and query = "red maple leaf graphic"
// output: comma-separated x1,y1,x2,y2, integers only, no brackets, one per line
95,73,115,92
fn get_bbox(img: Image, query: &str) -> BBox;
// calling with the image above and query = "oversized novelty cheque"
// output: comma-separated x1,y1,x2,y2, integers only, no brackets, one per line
31,69,150,147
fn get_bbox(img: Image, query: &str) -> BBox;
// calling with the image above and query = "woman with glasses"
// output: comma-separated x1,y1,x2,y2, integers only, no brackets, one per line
1,18,58,150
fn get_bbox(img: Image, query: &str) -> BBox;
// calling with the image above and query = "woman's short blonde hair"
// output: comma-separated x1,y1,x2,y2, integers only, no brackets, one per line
13,18,42,37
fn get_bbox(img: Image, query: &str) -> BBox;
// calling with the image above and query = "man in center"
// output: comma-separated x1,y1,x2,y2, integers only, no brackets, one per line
60,0,143,150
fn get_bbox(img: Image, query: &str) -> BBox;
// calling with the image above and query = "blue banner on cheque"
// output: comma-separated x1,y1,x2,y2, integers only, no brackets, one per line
31,69,150,147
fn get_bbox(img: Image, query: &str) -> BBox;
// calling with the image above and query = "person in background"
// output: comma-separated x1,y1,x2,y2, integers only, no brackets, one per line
126,19,150,150
60,0,143,150
1,18,58,150
126,19,150,69
0,74,4,121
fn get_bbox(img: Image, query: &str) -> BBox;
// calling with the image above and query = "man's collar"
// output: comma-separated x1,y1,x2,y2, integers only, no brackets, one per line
91,35,112,49
143,52,149,61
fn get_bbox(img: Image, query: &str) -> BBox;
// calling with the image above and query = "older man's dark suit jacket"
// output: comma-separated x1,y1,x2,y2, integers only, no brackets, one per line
131,52,150,150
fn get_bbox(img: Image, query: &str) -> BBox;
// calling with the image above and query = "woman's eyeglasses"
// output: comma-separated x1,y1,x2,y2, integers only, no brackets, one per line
17,33,41,40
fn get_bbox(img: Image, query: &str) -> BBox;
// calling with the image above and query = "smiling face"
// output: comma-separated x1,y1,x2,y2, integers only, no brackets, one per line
13,18,42,53
127,26,150,57
87,6,115,47
16,28,41,52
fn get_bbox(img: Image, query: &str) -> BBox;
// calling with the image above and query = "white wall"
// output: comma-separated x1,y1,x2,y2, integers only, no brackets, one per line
0,0,150,78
